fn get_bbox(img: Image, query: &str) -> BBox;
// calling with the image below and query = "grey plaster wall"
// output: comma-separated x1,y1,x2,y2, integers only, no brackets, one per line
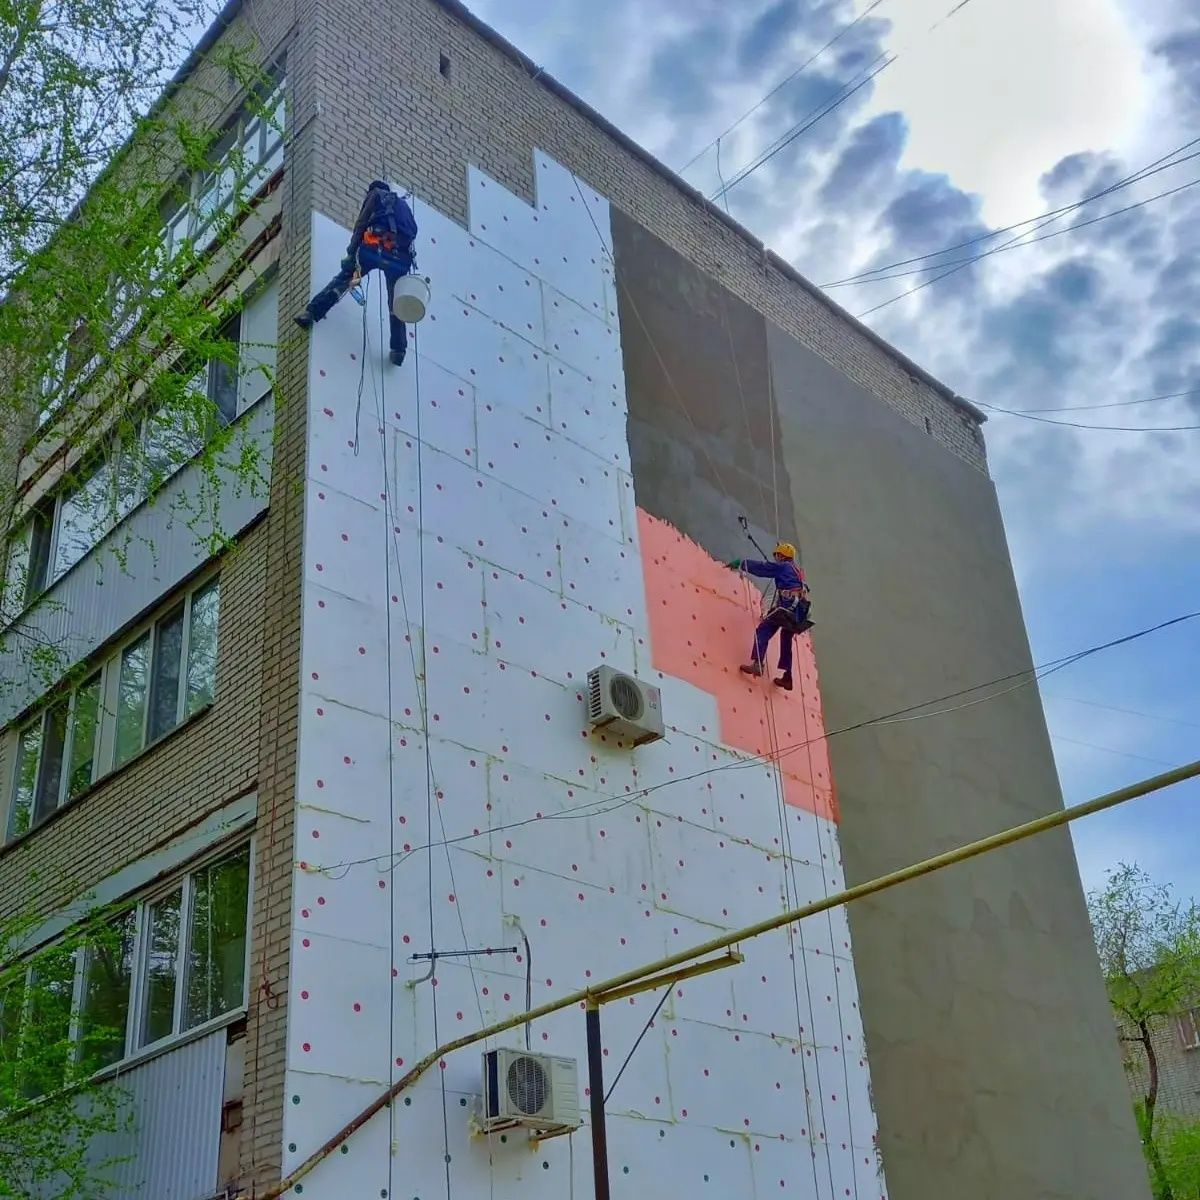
613,211,1149,1199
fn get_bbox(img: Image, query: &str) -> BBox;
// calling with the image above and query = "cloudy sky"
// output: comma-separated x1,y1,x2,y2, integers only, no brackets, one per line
467,0,1200,903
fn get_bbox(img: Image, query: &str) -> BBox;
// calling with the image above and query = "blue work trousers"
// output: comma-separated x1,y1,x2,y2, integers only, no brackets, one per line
751,610,795,674
308,245,412,356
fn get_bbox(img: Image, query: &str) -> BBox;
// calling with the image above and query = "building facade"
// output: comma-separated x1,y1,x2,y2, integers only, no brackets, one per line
1122,1006,1200,1121
0,1,1151,1198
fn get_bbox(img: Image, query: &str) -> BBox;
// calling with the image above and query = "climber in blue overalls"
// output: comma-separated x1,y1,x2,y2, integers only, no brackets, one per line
728,542,811,692
295,180,418,365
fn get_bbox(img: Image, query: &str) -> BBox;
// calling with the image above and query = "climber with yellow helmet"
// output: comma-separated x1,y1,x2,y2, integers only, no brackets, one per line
726,541,811,692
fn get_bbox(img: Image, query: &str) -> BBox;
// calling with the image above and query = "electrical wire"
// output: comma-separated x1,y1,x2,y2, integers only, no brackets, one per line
994,385,1200,415
1043,693,1200,731
711,56,895,203
857,168,1200,319
675,0,889,176
710,0,988,205
821,136,1200,287
852,170,1200,288
975,400,1200,433
1049,734,1184,770
310,606,1200,881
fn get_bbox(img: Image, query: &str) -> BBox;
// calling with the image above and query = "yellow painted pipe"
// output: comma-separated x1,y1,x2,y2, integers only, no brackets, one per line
261,758,1200,1198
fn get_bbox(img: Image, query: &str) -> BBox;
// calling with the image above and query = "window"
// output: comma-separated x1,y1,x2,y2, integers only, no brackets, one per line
115,579,220,765
3,576,219,844
147,604,185,743
6,670,105,840
163,78,285,264
140,887,182,1047
183,848,250,1029
3,506,53,621
31,698,68,827
67,673,101,799
114,631,150,767
235,275,279,413
79,911,136,1071
0,842,250,1087
188,276,279,428
186,580,220,713
1179,1009,1200,1051
7,720,42,841
22,946,76,1100
52,454,117,581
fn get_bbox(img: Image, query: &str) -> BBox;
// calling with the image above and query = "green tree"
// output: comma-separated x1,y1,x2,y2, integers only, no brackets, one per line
0,903,132,1197
1089,863,1200,1200
0,0,282,696
1158,1115,1200,1200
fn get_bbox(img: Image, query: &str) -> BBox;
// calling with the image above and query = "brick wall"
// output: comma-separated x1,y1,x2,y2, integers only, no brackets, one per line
0,518,266,916
238,0,322,1182
0,1,316,1187
1122,1014,1200,1121
303,0,986,471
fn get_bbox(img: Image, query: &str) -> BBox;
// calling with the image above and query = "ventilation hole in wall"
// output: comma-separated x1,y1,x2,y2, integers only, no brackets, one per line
439,52,452,80
924,416,933,435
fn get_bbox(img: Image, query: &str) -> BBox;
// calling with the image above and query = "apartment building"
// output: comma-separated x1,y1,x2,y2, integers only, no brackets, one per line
1121,1005,1200,1121
0,1,1151,1198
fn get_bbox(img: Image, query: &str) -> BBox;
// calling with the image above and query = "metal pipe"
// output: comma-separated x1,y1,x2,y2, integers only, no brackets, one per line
260,759,1200,1198
585,1002,611,1200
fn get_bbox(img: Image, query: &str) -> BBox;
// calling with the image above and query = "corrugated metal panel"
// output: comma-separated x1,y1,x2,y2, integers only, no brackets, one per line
87,1028,226,1200
0,399,273,725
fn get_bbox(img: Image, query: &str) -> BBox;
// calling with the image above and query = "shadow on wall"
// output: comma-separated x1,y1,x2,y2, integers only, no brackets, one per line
638,510,835,821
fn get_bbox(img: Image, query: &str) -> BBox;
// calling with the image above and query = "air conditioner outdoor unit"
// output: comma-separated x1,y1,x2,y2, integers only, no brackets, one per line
479,1049,582,1135
586,666,664,745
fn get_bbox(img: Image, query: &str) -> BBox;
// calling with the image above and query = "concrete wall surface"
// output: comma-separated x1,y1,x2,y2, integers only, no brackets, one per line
764,326,1150,1199
612,212,1149,1199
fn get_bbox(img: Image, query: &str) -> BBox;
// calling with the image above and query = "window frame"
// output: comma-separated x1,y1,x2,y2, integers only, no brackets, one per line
2,570,220,845
1179,1008,1200,1051
161,75,286,267
5,667,107,840
0,839,253,1088
101,572,219,771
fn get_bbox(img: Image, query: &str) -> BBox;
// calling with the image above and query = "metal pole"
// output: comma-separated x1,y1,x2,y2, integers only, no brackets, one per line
260,759,1200,1199
585,1002,611,1200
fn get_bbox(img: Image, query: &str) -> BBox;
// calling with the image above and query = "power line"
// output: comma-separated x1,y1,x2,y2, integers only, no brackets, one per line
310,607,1200,879
856,166,1200,318
710,0,988,205
1001,386,1200,415
710,55,894,203
975,400,1200,432
676,0,888,176
1044,693,1200,732
858,171,1200,288
1050,733,1183,770
822,136,1200,287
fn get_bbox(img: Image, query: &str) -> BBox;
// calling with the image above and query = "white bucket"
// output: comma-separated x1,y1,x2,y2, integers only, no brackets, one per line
392,274,431,324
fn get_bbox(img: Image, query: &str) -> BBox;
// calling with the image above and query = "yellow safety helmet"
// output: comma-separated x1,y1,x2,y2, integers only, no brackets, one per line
773,542,797,560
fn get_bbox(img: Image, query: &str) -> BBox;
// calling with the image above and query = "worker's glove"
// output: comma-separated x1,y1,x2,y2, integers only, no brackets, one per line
340,255,356,272
726,559,743,570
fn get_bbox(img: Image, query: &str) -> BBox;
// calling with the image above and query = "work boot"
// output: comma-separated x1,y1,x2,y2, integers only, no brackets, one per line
389,349,406,367
294,312,314,331
739,662,763,678
773,672,794,692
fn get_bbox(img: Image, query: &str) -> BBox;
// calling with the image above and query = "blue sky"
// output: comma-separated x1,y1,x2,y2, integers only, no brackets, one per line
465,0,1200,903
